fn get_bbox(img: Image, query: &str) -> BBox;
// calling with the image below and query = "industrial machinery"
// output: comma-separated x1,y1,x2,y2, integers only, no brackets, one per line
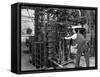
28,21,73,69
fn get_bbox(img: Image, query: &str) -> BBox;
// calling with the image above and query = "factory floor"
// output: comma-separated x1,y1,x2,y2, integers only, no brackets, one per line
21,45,95,71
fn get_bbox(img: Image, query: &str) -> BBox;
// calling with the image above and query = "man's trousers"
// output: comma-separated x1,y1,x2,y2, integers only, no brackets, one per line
75,41,89,68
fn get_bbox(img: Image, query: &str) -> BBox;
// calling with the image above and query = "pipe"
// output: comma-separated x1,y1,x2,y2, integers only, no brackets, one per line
49,59,63,68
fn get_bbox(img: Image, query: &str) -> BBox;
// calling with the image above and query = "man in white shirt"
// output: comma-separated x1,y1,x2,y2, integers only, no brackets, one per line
65,28,89,68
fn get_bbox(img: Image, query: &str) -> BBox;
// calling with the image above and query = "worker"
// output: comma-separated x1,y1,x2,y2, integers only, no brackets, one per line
64,28,89,68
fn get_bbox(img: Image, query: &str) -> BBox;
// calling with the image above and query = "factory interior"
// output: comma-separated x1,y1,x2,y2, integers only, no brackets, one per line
21,6,96,71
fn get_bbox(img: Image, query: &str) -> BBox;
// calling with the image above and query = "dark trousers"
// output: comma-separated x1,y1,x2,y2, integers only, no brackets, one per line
75,41,89,68
90,38,95,56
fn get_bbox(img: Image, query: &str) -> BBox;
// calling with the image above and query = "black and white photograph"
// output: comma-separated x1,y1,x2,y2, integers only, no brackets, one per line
11,3,98,74
21,5,97,71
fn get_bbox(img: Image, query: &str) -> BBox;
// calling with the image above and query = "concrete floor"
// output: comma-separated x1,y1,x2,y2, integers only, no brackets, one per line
21,45,95,71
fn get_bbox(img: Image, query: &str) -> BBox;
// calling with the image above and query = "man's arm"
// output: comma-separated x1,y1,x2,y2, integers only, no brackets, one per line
65,34,77,39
